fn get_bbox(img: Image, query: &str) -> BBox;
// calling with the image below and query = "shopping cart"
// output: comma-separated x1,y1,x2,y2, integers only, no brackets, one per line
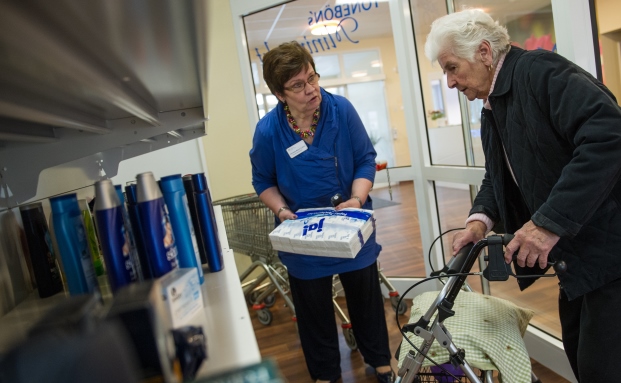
214,193,408,350
213,193,295,326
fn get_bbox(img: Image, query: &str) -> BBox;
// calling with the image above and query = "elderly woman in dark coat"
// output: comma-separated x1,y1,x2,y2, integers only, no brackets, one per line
426,9,621,382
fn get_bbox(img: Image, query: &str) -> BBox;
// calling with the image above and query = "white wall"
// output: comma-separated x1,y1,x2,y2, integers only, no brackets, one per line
111,139,206,187
201,0,256,202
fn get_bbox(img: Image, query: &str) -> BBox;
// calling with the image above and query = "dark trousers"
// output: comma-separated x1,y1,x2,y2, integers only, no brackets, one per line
559,277,621,382
288,262,392,381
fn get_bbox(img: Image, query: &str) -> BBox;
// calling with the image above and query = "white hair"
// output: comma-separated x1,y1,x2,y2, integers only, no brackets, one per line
424,9,510,65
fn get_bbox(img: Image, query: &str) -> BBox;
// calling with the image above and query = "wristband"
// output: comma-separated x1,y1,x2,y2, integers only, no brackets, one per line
465,213,493,234
352,196,363,208
277,206,291,219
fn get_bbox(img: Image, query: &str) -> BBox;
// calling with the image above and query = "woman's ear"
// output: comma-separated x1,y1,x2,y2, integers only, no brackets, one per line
275,92,285,103
478,41,493,66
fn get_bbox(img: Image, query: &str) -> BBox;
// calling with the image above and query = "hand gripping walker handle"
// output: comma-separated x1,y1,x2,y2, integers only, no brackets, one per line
499,233,567,274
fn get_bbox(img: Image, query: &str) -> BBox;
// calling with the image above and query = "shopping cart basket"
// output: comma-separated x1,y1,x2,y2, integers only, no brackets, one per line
213,193,295,326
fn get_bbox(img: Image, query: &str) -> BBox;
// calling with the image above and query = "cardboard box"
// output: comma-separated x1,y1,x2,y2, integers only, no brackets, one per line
269,208,375,258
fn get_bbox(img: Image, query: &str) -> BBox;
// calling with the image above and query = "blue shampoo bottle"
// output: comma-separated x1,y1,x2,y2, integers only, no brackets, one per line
182,174,209,266
191,173,223,272
115,185,144,282
125,183,153,279
136,172,178,277
94,180,137,293
49,193,99,295
160,174,204,284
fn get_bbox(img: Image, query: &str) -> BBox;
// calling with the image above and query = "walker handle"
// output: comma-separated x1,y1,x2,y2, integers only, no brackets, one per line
502,233,514,245
446,242,474,274
499,233,567,274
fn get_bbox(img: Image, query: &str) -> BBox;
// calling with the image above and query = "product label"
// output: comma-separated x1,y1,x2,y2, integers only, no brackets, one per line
183,194,203,278
73,214,99,293
166,271,201,327
161,205,178,268
120,203,143,280
82,210,105,276
43,230,61,282
119,223,137,282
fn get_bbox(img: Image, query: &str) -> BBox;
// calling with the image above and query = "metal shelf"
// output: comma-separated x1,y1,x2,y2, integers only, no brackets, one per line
0,0,208,206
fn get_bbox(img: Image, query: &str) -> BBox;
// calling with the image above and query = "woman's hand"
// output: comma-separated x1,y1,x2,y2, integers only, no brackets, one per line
278,209,297,221
335,197,363,211
259,187,298,221
452,221,487,256
504,220,560,269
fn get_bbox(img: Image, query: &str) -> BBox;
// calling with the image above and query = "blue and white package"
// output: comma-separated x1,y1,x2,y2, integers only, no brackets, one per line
159,268,204,328
268,208,375,258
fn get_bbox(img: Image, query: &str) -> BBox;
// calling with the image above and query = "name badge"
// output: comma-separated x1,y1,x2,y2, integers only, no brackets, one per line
286,140,308,158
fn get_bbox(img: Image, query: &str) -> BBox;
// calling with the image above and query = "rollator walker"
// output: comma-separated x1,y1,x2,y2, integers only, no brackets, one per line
396,234,566,383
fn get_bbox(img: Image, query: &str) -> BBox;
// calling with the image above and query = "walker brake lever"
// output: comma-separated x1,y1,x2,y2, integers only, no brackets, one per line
483,235,510,281
483,234,567,281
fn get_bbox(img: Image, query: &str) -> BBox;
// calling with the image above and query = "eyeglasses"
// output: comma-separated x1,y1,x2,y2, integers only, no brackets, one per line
284,73,321,93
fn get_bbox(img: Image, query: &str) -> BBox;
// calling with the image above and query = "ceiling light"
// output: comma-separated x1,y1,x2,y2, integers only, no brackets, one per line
351,70,368,78
310,20,341,36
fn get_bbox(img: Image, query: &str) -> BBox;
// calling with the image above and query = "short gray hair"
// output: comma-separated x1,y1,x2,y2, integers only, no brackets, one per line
425,9,510,65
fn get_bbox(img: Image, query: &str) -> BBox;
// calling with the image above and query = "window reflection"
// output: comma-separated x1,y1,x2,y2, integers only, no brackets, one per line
348,81,395,166
314,54,341,79
243,0,411,166
410,0,467,166
323,86,345,96
430,80,444,113
343,50,382,77
411,0,556,167
435,182,471,255
596,2,621,102
251,62,260,86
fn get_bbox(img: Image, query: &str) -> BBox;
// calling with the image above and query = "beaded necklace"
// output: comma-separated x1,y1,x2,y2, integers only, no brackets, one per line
284,104,320,139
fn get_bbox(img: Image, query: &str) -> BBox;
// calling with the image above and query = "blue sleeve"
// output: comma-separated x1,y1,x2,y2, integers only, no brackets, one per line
249,119,277,196
343,99,377,182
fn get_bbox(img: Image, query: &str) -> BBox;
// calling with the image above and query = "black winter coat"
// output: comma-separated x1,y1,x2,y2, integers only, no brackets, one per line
470,47,621,300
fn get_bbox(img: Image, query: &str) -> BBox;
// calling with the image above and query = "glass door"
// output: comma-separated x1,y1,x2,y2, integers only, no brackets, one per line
403,0,597,380
239,0,424,278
